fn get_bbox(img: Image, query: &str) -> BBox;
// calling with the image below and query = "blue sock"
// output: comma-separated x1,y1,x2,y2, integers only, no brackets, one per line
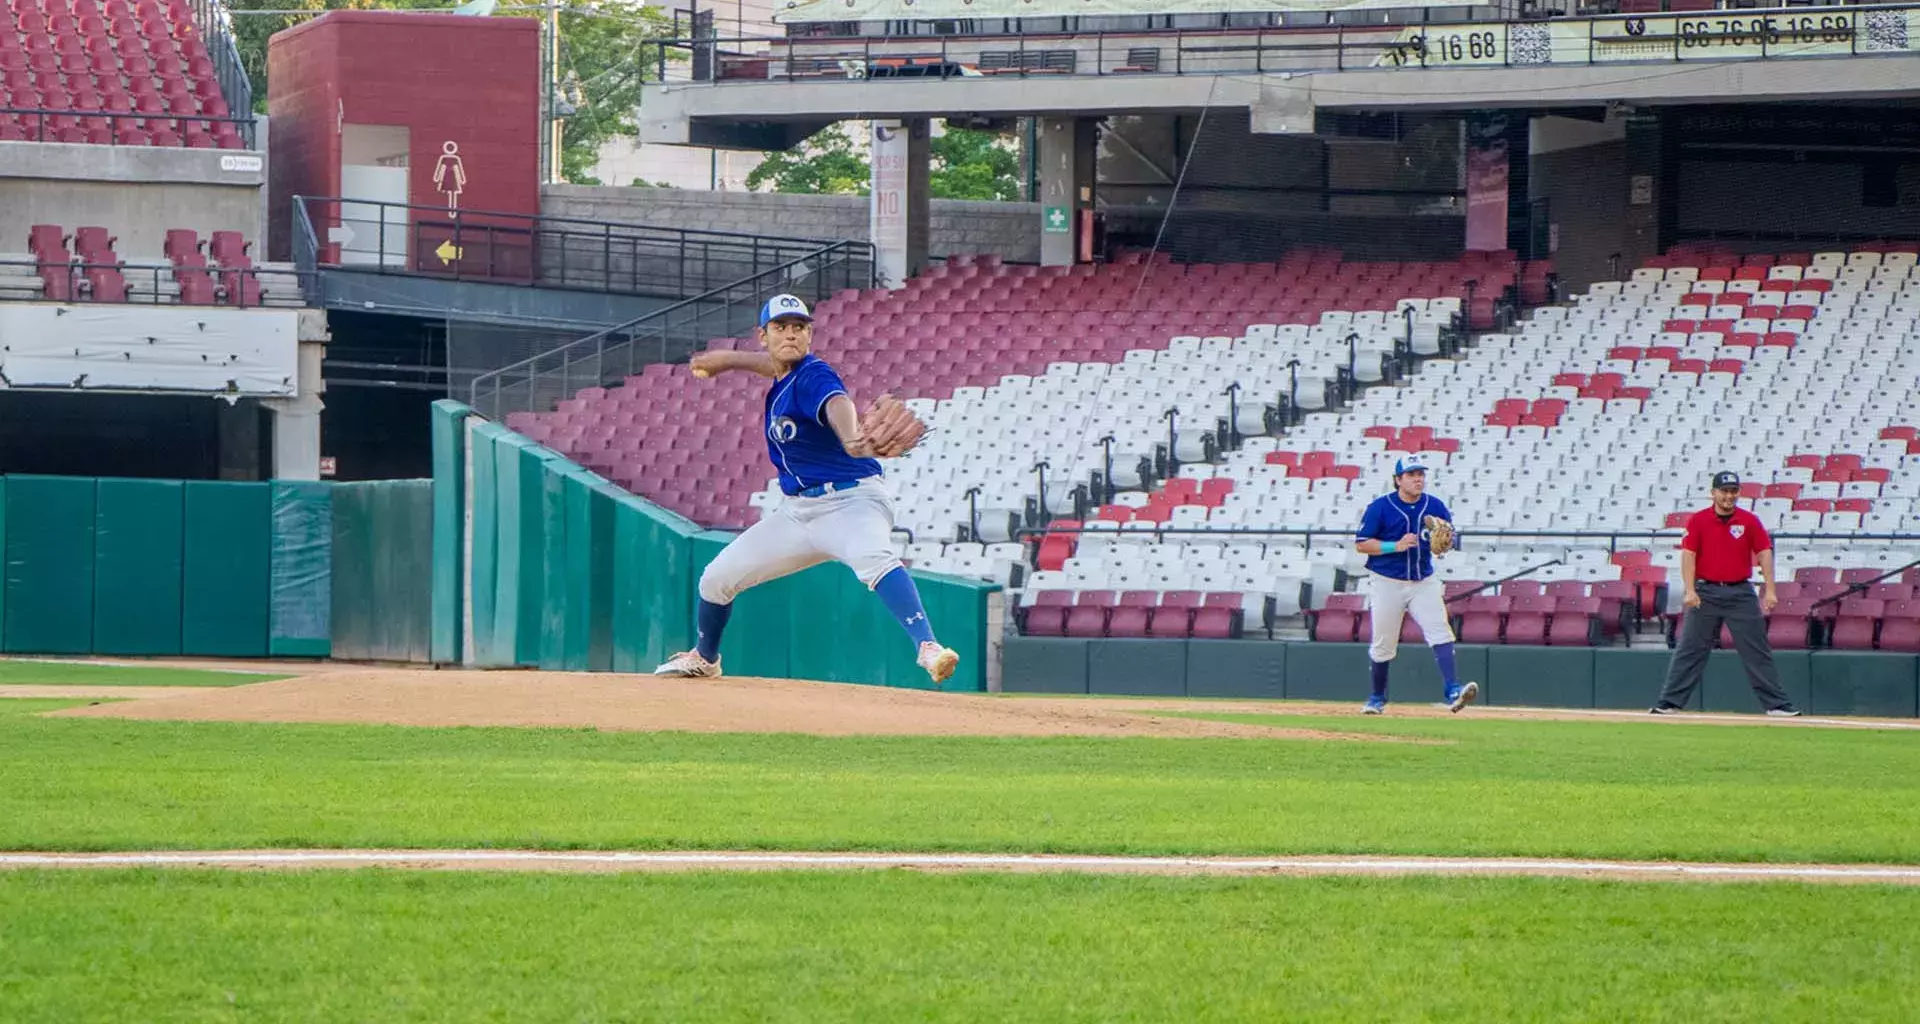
874,566,937,646
1370,659,1390,699
695,599,731,662
1434,642,1459,690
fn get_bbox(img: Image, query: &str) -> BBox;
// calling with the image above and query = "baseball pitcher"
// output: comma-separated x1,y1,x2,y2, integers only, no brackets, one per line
652,294,960,685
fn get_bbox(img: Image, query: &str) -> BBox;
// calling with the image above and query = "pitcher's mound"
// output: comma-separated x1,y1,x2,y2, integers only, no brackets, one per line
47,669,1394,741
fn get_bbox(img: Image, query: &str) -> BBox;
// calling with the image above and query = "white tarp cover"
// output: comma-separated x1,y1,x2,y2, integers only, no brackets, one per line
775,0,1472,23
0,304,298,395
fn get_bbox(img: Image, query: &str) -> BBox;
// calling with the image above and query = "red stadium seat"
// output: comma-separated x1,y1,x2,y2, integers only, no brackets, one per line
1457,596,1508,644
1065,605,1111,638
1147,606,1191,638
1503,596,1554,646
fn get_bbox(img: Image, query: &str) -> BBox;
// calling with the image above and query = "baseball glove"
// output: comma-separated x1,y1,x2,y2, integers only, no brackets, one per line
1424,515,1456,556
858,394,928,458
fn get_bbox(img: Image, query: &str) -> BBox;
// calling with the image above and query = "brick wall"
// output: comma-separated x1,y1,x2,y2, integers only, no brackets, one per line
541,185,1041,264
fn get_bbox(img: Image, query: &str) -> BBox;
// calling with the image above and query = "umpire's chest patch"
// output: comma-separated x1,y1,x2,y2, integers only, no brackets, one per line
1730,524,1745,539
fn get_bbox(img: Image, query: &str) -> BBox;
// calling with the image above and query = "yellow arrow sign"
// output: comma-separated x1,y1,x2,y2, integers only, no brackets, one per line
435,239,463,264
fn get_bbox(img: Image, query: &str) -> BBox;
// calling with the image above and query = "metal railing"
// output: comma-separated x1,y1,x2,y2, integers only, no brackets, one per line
1013,524,1920,553
187,0,255,148
292,195,847,300
0,106,252,146
0,256,291,308
468,239,875,421
655,1,1912,83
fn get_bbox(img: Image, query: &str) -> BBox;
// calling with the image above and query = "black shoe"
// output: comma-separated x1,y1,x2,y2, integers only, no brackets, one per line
1649,702,1683,715
1766,705,1803,718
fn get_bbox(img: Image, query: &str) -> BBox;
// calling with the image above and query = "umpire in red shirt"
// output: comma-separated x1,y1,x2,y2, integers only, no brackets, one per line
1651,471,1803,716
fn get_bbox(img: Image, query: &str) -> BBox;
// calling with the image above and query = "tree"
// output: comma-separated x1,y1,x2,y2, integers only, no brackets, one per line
744,123,871,196
223,0,672,183
746,123,1021,200
930,127,1020,201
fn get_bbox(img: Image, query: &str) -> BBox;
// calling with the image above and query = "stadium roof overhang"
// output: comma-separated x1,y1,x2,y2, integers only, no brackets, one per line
641,54,1920,150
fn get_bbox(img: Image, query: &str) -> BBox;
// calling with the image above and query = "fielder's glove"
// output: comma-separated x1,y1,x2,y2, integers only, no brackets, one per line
1423,515,1456,556
856,394,928,458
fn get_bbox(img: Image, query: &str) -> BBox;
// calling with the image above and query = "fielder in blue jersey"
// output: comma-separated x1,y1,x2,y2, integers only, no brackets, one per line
652,293,961,685
1351,457,1478,714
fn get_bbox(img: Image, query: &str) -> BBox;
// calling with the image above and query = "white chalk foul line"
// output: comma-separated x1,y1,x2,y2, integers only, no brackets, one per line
2,850,1919,882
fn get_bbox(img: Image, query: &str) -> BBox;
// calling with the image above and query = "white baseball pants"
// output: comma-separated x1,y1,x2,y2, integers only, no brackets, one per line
1367,573,1455,663
698,480,902,605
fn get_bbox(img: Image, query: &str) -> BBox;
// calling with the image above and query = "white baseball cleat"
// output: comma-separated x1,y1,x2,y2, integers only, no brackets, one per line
654,651,722,678
917,642,959,685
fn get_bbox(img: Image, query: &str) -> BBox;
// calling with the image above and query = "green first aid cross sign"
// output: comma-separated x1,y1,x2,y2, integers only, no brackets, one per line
1043,206,1070,233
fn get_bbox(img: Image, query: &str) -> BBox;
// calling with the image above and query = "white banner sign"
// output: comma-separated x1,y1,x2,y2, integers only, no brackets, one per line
1372,9,1918,68
870,120,910,290
0,305,297,395
777,0,1473,24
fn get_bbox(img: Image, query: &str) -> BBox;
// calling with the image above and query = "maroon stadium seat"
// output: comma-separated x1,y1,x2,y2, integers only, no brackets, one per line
1190,607,1237,640
1829,597,1885,650
1548,598,1601,647
1503,595,1554,646
1767,600,1815,650
1147,606,1191,637
1589,580,1636,635
1065,606,1110,638
1022,605,1067,637
1879,609,1920,654
1458,595,1508,645
1105,606,1151,639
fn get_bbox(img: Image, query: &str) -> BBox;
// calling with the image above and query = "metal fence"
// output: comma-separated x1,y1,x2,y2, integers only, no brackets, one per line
468,239,876,420
0,106,253,146
292,195,846,300
656,2,1911,83
1012,524,1920,553
0,256,291,308
187,0,255,148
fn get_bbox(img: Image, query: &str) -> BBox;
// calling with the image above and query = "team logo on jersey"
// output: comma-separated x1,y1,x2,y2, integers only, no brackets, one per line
1731,524,1745,538
769,416,799,443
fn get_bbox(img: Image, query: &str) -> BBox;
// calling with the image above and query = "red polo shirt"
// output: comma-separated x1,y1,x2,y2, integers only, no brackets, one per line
1680,507,1772,583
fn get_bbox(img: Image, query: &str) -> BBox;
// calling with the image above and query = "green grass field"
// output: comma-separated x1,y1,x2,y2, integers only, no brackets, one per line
2,871,1915,1022
0,700,1915,861
4,684,1918,1021
0,660,287,687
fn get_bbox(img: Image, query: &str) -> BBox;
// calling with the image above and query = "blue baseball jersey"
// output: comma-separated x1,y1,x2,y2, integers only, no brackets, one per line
764,354,881,495
1354,492,1454,581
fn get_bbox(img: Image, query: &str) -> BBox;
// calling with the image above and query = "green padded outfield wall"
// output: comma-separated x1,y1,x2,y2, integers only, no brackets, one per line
0,476,327,658
92,478,185,656
1001,638,1920,716
453,416,994,687
330,480,434,662
270,482,332,658
430,400,470,665
4,475,97,654
689,530,997,692
182,481,271,657
610,489,699,674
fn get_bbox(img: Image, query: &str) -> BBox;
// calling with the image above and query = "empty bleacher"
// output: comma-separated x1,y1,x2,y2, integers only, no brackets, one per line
0,0,244,148
0,223,300,306
509,240,1919,649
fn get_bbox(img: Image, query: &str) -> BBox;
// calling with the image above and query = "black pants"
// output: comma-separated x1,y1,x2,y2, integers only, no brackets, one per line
1657,581,1792,711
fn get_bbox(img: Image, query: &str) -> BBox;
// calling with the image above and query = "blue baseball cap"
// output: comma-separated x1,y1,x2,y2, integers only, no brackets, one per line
1394,457,1428,476
759,293,813,327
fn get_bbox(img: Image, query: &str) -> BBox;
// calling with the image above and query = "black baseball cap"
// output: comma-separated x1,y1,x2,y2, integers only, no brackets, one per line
1712,471,1741,490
